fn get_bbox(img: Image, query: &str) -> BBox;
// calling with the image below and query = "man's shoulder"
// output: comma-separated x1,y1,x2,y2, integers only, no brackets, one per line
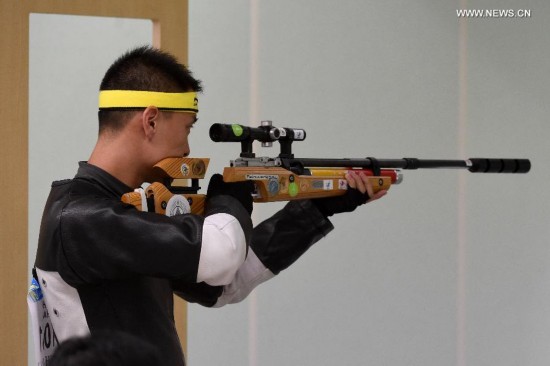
52,178,72,187
46,177,117,215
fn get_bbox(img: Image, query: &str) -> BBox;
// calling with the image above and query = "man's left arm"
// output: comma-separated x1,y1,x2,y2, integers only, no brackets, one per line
175,172,386,308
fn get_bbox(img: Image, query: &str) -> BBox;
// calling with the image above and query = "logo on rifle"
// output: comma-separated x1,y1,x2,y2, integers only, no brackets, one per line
192,160,206,176
245,174,278,180
180,164,190,176
166,195,191,216
338,179,348,189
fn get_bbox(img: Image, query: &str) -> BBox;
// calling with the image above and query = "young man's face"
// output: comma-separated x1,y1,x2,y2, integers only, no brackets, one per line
155,111,197,158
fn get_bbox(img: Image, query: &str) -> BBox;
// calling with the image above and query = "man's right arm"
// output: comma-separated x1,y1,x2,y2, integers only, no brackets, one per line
45,192,251,288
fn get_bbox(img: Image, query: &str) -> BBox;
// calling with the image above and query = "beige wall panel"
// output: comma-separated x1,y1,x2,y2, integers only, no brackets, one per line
0,1,189,364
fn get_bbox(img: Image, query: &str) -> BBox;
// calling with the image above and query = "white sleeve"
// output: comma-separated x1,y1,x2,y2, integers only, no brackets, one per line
212,248,275,307
197,213,248,286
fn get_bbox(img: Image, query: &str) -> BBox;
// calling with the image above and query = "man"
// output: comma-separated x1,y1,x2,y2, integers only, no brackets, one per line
33,46,386,365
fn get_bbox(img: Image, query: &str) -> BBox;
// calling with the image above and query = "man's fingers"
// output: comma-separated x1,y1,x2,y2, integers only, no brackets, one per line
346,171,389,203
345,171,356,189
359,172,375,198
346,171,367,193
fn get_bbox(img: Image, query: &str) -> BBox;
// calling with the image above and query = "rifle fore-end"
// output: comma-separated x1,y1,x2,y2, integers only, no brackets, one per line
222,166,393,202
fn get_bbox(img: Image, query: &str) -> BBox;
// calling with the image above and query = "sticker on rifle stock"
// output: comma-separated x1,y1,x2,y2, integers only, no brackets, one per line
311,178,335,190
180,163,190,176
192,160,206,176
268,179,280,196
288,182,299,197
246,174,279,196
339,179,348,189
300,180,308,192
311,180,323,189
323,180,334,190
245,174,278,180
165,195,191,216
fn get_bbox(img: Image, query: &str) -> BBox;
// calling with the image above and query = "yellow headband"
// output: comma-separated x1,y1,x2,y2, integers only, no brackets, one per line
98,90,198,113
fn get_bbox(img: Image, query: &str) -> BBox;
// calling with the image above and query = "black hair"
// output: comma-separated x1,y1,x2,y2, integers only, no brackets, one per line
98,45,202,132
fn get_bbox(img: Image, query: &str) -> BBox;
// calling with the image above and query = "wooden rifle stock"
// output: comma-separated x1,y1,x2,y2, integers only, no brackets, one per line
121,157,400,215
222,166,397,202
121,158,209,216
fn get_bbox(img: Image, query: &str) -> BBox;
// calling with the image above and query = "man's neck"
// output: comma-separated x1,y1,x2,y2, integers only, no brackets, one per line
88,137,147,189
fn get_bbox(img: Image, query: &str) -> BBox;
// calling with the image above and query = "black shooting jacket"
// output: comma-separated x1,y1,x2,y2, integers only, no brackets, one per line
34,162,333,365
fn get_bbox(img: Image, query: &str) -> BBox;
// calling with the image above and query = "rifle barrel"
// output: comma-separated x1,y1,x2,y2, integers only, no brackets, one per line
287,158,530,173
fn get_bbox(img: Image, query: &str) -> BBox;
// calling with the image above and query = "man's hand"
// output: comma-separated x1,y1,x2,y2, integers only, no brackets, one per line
312,171,387,217
346,170,387,203
207,174,255,215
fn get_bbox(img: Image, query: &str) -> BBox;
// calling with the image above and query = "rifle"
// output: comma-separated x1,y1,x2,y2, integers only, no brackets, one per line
122,121,531,216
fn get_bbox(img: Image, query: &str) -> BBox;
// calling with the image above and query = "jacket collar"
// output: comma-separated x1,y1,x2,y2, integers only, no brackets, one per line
75,161,133,197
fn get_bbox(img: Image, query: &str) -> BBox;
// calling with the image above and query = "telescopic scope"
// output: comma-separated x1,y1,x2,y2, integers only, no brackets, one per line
209,122,306,158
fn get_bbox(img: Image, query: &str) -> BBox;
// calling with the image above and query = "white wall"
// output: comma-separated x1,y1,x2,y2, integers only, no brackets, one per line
187,1,550,366
28,1,550,365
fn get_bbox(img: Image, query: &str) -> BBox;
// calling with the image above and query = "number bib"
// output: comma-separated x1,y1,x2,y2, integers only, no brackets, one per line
28,277,59,364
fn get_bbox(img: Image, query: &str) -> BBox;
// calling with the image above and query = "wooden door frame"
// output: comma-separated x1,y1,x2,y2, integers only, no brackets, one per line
0,1,189,363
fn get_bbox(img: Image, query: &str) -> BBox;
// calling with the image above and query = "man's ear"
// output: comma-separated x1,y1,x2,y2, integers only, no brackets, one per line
141,106,160,139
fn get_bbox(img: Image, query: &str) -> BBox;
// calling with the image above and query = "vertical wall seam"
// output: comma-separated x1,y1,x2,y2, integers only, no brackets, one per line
248,1,260,365
457,0,468,365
